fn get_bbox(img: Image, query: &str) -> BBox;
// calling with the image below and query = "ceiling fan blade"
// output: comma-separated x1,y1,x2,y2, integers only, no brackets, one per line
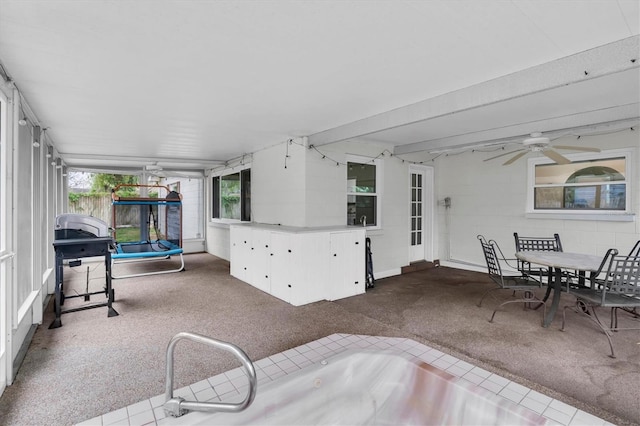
503,151,528,165
552,145,601,152
484,149,525,162
543,149,571,164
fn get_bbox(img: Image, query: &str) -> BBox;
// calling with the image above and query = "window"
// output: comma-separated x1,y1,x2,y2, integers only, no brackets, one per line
347,156,381,227
212,168,250,221
528,150,631,216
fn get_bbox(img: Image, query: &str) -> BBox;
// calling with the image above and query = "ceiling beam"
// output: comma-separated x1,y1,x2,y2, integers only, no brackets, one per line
307,35,639,148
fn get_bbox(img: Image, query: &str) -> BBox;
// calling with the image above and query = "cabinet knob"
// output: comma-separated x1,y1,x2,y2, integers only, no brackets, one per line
333,253,337,256
288,284,292,288
288,249,292,253
355,241,359,244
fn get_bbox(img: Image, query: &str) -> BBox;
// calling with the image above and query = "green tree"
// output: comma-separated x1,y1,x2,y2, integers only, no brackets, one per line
91,174,139,195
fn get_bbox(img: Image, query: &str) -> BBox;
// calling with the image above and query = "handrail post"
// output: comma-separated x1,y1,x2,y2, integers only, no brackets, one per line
164,332,257,418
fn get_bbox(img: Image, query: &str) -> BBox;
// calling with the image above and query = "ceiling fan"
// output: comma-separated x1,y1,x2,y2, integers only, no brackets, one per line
484,132,601,165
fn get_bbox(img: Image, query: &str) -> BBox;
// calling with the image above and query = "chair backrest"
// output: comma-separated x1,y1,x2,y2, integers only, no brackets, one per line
477,235,504,280
513,232,563,252
602,254,640,298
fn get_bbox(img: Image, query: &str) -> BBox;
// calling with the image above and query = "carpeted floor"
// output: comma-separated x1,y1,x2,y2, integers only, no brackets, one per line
0,253,638,425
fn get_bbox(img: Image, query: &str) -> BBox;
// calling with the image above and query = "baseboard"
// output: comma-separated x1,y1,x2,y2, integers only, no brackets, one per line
439,260,487,273
374,268,402,279
12,323,38,383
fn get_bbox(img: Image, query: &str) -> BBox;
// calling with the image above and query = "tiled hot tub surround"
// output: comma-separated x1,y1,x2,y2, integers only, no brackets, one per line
77,334,611,426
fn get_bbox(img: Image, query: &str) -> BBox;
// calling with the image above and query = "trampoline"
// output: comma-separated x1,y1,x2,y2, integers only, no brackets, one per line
111,184,185,279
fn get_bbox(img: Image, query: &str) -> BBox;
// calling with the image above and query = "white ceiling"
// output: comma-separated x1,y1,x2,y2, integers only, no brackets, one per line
0,0,638,171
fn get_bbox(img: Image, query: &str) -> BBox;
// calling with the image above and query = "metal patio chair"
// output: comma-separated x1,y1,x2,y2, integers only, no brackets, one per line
513,232,571,285
561,251,639,358
477,235,546,324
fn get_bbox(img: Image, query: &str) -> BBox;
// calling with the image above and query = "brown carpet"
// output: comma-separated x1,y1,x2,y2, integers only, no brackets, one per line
0,253,638,425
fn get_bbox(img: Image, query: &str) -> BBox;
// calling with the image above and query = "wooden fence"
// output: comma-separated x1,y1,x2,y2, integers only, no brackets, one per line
69,194,140,226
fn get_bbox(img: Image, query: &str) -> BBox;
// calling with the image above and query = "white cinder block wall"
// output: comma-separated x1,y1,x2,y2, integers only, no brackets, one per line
206,138,416,278
435,130,640,269
207,129,638,276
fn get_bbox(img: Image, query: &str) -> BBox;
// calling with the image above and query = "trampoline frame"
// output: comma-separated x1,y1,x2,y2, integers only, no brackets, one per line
111,184,185,279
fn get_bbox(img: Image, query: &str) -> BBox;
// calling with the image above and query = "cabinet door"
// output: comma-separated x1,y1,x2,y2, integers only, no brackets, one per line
269,232,293,303
230,226,252,282
290,232,328,306
250,229,271,293
329,231,365,300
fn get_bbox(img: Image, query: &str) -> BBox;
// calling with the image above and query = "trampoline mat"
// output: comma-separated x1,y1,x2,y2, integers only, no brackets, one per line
119,242,172,253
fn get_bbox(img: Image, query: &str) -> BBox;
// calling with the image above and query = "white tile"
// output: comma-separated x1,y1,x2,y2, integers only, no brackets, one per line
254,358,274,368
289,354,309,366
426,348,445,358
431,357,454,370
570,410,606,425
213,381,235,396
453,360,474,372
499,387,525,404
461,371,485,385
149,394,166,409
282,348,300,358
469,366,491,378
441,354,460,364
127,399,152,416
230,374,250,389
525,389,553,405
549,399,578,417
520,395,550,414
153,406,166,421
262,363,284,377
195,386,217,402
128,410,155,426
276,359,296,370
479,379,505,394
208,373,229,387
268,352,287,363
486,373,510,387
173,387,195,401
225,367,245,379
295,344,313,353
102,407,128,425
306,340,323,349
190,379,212,394
373,341,392,350
326,342,342,351
416,351,440,363
445,364,469,377
504,381,530,396
544,406,574,425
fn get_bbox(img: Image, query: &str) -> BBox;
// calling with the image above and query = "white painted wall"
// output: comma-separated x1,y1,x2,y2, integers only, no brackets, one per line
435,130,640,269
206,138,418,278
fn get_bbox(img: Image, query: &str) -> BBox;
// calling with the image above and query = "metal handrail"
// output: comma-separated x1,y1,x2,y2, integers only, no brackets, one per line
163,332,257,418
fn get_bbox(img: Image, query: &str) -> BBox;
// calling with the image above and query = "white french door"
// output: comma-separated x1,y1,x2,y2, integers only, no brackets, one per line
409,165,434,262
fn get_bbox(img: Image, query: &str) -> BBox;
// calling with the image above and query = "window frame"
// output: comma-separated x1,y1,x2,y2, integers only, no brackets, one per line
346,154,383,230
526,148,634,221
211,165,251,223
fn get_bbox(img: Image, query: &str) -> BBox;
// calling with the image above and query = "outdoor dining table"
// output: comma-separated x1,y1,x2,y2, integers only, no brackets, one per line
514,251,604,328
